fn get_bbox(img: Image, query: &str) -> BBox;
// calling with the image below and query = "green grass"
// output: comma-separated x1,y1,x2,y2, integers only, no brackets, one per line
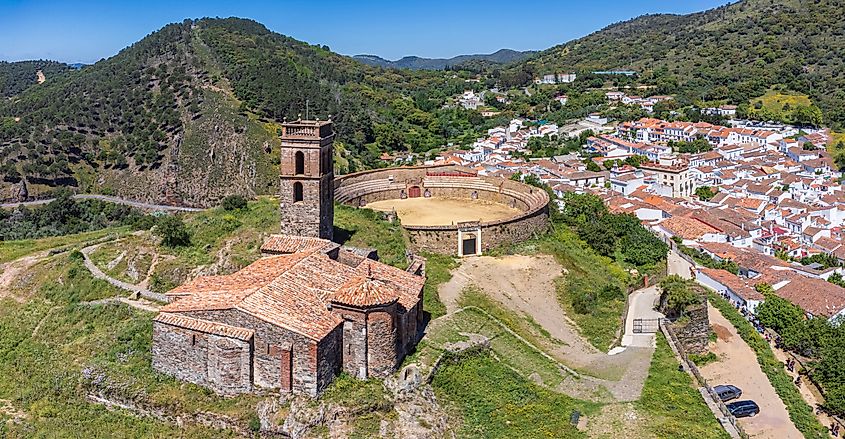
334,204,408,269
432,350,598,438
636,333,730,439
689,351,719,367
510,227,630,351
0,255,255,437
420,252,457,320
709,293,828,439
0,227,128,264
752,88,812,112
419,300,573,389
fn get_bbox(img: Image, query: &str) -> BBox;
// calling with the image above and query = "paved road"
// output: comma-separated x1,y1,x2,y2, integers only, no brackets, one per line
668,249,695,279
618,285,663,349
1,194,204,212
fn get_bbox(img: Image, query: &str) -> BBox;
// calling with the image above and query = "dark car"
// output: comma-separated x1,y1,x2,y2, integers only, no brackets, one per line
714,384,742,402
727,400,760,418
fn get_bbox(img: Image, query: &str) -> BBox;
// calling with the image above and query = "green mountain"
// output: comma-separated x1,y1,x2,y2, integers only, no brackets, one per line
353,49,535,70
506,0,845,128
0,60,71,97
0,18,484,205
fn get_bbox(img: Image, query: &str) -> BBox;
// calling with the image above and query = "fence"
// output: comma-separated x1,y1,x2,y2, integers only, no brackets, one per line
660,319,748,439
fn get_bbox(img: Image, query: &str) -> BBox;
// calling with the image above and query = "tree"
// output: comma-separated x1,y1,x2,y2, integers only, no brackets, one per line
220,194,248,211
754,286,804,334
155,215,191,247
659,275,700,319
695,186,717,201
559,192,607,225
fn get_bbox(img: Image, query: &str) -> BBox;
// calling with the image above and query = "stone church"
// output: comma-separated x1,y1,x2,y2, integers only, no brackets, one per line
151,120,425,396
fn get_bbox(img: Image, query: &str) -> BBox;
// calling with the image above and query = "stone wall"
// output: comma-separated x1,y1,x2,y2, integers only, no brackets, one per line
151,321,252,395
279,174,333,239
183,309,341,397
670,304,710,355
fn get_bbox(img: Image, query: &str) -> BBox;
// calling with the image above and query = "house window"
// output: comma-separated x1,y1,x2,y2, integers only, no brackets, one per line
295,151,305,175
293,182,304,202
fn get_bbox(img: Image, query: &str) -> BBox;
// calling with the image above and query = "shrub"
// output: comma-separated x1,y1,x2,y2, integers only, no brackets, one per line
154,215,191,247
220,194,248,211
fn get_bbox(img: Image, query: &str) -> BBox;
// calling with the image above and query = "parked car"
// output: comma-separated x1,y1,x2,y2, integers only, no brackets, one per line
727,400,760,418
714,384,742,402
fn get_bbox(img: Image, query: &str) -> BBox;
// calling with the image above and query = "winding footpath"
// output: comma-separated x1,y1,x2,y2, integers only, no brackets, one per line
80,241,170,304
1,194,204,212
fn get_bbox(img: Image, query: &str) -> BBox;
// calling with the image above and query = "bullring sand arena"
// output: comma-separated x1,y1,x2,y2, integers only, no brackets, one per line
366,197,521,226
334,164,550,256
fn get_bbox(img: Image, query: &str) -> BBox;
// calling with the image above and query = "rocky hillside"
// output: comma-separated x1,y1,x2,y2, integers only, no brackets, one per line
0,18,479,206
507,0,845,128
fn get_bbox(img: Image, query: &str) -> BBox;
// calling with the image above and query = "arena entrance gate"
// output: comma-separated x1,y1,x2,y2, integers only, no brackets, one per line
408,186,421,198
457,221,482,257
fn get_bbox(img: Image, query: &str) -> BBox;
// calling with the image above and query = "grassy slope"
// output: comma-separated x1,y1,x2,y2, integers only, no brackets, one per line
636,333,729,439
432,351,597,439
508,227,629,351
0,227,129,264
0,255,250,437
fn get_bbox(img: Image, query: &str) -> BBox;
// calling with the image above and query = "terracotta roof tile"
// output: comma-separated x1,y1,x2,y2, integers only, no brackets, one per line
160,236,425,341
154,313,254,341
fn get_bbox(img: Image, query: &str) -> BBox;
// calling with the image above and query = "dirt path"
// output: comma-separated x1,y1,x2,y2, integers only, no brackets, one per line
0,252,48,302
699,304,802,439
81,242,169,303
438,254,655,402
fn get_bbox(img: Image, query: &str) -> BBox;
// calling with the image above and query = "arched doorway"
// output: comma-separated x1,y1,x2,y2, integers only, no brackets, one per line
408,186,421,198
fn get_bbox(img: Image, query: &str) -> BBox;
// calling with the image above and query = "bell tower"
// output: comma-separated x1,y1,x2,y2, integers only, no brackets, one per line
279,119,334,240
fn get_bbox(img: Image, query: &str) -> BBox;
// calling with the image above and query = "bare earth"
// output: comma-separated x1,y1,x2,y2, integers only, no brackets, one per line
699,304,802,439
366,197,520,226
439,254,654,402
0,252,48,302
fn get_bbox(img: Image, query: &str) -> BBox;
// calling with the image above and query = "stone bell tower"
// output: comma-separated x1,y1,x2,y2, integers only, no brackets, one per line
279,119,334,240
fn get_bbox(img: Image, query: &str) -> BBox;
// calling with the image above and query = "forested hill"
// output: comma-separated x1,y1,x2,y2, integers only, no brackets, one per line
506,0,845,128
0,18,485,206
0,60,71,97
353,49,535,70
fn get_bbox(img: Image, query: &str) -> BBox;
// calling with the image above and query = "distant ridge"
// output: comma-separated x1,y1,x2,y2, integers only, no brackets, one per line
353,48,535,70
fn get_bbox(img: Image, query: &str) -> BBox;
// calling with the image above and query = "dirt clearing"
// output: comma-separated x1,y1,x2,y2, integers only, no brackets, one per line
699,304,802,439
439,254,654,402
366,197,520,226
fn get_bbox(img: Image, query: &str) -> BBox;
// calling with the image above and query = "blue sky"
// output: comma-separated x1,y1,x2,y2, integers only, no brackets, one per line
0,0,732,63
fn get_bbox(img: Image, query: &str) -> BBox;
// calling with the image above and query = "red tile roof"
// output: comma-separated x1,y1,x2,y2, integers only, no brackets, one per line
160,240,425,341
154,313,254,341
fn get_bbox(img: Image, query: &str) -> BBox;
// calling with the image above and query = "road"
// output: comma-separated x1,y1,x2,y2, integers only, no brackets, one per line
700,304,803,439
1,194,204,212
618,285,663,349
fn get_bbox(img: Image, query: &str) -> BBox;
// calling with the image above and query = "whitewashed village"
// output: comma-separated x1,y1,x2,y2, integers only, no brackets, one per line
424,88,845,324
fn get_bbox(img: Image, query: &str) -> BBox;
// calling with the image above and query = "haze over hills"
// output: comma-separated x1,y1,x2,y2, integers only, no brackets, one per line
353,48,535,70
506,0,845,127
